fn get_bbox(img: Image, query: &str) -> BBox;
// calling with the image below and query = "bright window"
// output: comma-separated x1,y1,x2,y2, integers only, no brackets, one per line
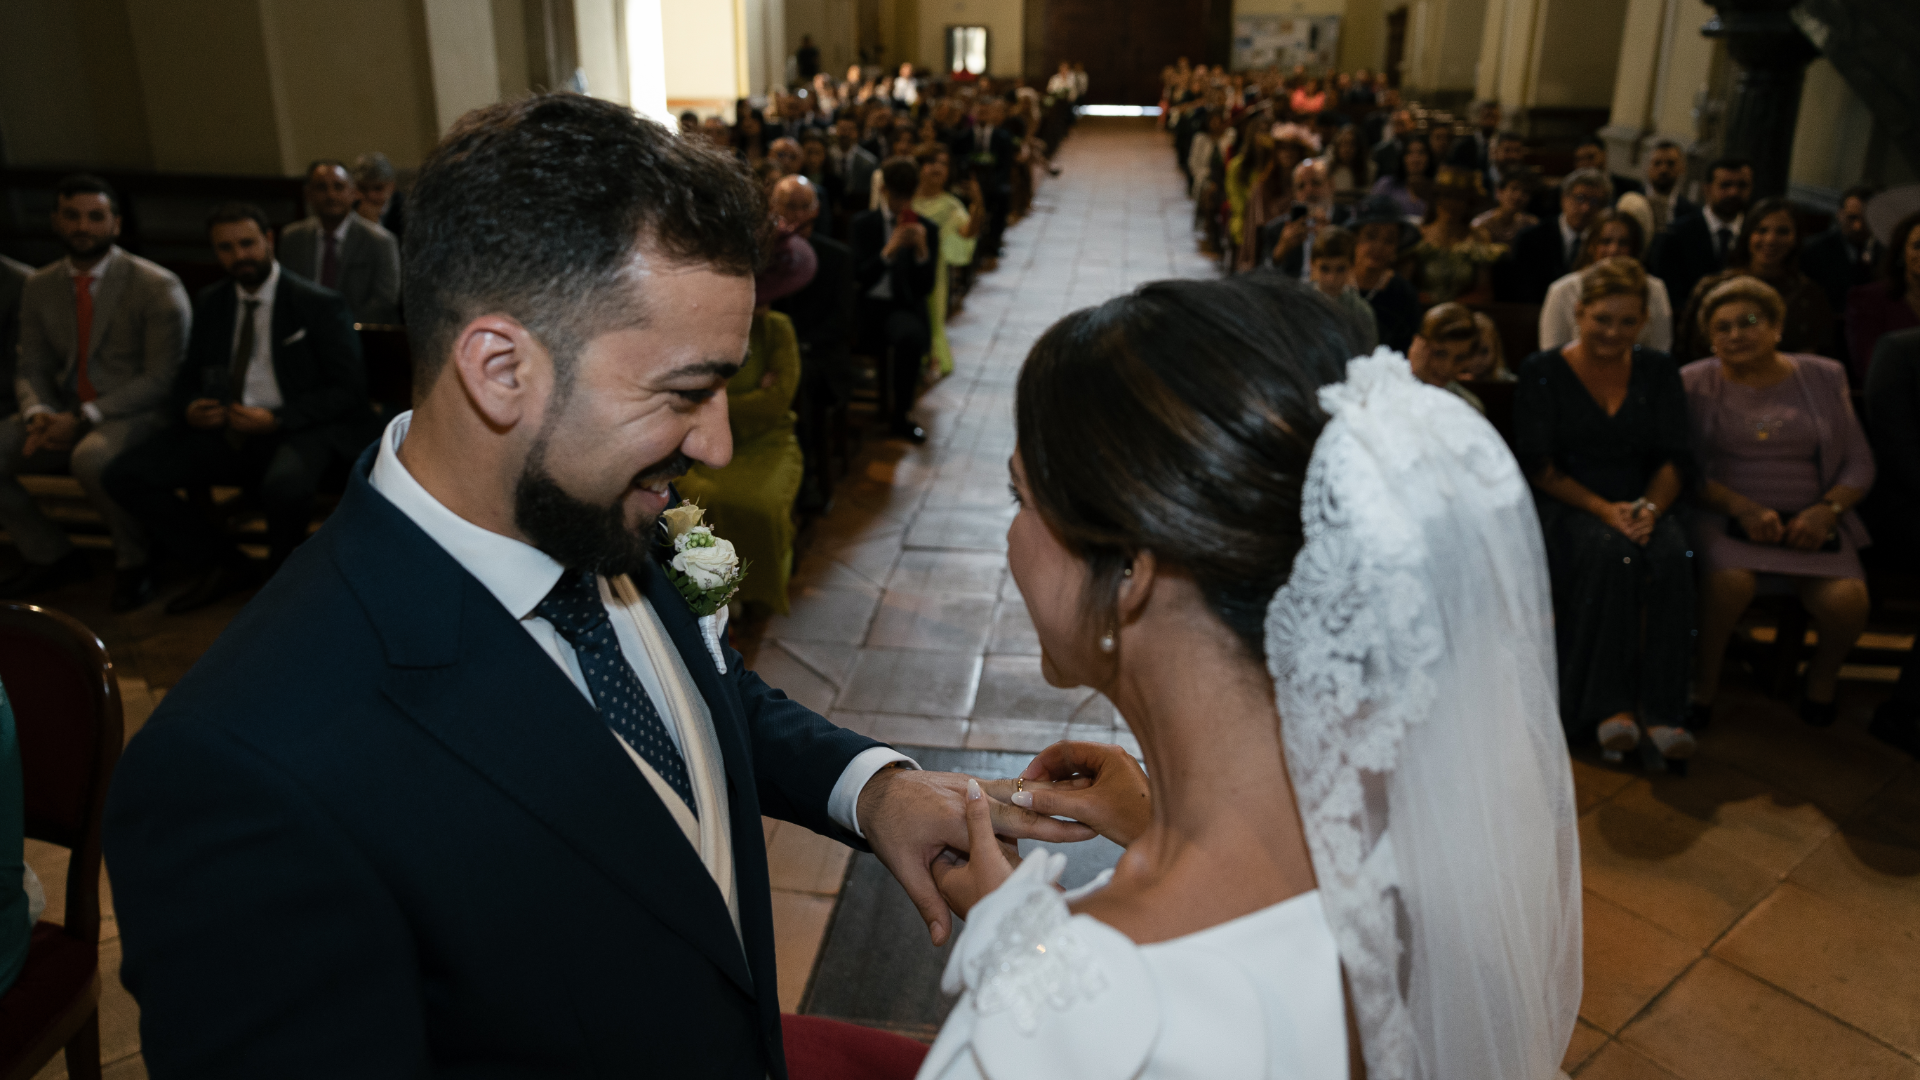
947,26,987,76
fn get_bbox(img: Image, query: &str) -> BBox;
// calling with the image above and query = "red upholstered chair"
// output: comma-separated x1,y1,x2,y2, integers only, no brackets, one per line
0,602,124,1080
782,1013,930,1080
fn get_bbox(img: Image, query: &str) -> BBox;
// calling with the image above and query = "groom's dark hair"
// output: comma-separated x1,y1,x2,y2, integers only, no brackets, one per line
403,92,766,396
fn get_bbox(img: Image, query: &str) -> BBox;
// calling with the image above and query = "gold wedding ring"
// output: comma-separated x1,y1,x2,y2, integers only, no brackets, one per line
1014,777,1024,795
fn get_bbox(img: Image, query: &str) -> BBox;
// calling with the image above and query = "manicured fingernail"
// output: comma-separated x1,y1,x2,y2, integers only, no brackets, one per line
967,778,981,800
1011,790,1033,808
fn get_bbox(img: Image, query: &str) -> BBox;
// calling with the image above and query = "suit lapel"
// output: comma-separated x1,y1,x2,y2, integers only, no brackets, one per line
87,255,128,360
329,467,756,997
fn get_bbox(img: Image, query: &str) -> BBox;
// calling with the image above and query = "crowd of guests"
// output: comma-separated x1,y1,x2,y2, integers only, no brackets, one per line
0,66,1076,624
1165,62,1920,768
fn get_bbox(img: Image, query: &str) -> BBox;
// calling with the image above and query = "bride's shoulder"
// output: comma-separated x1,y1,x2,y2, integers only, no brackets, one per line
917,855,1278,1080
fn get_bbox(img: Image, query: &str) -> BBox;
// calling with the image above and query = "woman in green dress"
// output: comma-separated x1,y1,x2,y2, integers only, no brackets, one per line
1410,172,1506,305
674,243,810,616
911,145,984,378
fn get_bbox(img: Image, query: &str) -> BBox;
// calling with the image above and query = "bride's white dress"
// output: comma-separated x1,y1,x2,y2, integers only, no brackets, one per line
917,853,1348,1080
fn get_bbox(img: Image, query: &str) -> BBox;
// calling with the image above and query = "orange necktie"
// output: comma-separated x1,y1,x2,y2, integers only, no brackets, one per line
74,274,97,403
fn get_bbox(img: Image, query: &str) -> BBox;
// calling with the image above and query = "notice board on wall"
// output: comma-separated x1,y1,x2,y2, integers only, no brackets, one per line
1232,15,1342,72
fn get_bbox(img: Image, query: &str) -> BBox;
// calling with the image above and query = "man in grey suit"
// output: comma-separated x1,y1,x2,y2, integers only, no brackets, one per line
277,160,402,324
1,175,191,608
0,254,30,416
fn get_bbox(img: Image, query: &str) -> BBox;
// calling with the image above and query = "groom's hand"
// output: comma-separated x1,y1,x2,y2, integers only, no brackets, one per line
858,766,1096,946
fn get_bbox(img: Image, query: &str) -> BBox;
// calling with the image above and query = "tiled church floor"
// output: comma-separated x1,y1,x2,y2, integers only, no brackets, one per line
6,119,1917,1078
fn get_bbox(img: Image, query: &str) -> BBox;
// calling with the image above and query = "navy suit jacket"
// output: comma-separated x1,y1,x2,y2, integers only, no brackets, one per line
1494,218,1573,304
173,267,367,442
1647,212,1727,322
103,448,884,1078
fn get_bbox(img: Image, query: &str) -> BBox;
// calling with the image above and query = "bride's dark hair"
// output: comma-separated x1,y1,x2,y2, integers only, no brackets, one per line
1015,274,1362,660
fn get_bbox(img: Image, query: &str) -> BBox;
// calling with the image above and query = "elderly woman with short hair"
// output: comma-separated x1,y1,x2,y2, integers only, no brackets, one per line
1684,276,1875,728
1516,257,1697,769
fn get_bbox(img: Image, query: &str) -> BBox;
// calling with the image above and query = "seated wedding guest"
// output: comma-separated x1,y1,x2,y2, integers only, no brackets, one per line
1371,107,1414,179
1539,208,1673,352
911,146,984,379
851,159,937,443
1324,123,1373,195
1641,138,1695,233
797,133,841,210
1349,196,1421,352
1515,257,1696,766
1369,134,1434,220
675,270,808,616
1801,185,1879,317
828,116,878,220
351,152,405,240
1674,196,1835,362
1864,328,1920,757
1684,276,1873,729
1462,310,1514,381
1472,168,1540,245
1448,100,1501,170
1482,131,1532,204
1410,303,1487,413
1226,125,1283,270
104,203,367,613
733,108,775,165
2,174,190,608
1259,160,1351,278
1307,226,1379,349
1573,137,1644,198
0,255,31,421
1496,168,1612,304
1410,174,1503,305
767,136,803,179
1289,76,1327,116
280,160,402,324
769,177,853,511
1649,159,1751,321
1844,209,1920,386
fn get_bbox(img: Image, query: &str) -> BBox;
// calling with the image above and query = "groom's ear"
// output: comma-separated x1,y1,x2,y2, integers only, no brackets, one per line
1115,550,1155,628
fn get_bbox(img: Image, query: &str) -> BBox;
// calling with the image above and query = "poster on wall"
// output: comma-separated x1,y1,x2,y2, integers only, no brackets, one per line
1232,15,1342,72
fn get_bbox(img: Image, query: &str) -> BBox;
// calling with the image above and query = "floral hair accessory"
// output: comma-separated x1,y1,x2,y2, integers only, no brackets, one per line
1271,122,1323,153
658,503,746,618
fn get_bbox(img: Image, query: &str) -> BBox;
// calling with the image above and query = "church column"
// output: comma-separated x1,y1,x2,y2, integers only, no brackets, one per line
1701,0,1819,198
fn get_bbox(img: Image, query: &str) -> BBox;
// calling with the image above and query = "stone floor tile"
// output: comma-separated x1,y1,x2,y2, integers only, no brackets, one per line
985,597,1042,657
1695,688,1905,820
865,592,996,653
769,890,838,1013
808,532,905,588
835,649,983,717
1713,880,1920,1057
965,717,1071,753
902,508,1015,553
1572,757,1637,814
884,550,1006,598
1605,758,1838,876
748,642,839,715
972,655,1095,722
769,639,861,690
33,938,140,1080
1578,891,1701,1034
1573,1041,1685,1079
1577,798,1783,948
828,711,970,750
1564,1018,1611,1074
763,819,854,897
1619,956,1920,1080
1784,827,1920,929
762,581,882,646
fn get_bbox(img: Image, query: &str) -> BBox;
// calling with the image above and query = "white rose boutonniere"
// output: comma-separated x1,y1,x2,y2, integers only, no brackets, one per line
658,503,747,617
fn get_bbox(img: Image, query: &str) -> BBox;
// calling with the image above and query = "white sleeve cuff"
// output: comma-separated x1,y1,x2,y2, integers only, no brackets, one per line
22,405,53,419
80,401,104,425
827,746,919,839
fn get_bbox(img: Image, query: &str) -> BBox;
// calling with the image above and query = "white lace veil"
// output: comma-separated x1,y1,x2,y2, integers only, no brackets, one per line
1266,350,1582,1080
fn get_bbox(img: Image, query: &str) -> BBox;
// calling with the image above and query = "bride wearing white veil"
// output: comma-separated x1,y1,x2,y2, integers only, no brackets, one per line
918,274,1581,1080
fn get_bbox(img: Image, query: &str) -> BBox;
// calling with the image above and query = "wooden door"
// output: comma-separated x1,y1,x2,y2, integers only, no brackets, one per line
1043,0,1216,106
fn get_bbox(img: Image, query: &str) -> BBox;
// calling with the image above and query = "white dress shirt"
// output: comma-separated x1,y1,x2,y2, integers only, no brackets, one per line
1558,215,1582,271
229,261,285,409
367,411,912,841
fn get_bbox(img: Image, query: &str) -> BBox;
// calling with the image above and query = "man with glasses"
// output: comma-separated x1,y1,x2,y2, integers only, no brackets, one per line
1497,168,1613,304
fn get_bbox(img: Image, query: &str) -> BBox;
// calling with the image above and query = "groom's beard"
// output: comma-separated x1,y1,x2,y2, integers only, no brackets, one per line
513,435,693,579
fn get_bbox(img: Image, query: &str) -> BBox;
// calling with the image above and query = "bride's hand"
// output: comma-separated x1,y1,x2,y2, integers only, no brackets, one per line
988,741,1153,848
929,779,1020,919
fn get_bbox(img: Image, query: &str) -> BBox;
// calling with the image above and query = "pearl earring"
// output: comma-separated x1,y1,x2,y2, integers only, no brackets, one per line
1099,634,1116,653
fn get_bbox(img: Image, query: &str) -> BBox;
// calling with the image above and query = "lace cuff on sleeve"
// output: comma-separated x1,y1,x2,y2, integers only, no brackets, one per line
925,853,1156,1080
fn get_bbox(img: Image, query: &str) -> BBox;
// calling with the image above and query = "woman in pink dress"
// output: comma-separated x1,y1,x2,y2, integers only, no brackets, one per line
1684,276,1875,729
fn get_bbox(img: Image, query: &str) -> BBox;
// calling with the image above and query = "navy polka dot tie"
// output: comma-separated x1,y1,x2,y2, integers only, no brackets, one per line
536,568,697,817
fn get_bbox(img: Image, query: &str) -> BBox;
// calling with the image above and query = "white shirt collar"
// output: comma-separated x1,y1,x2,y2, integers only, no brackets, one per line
1702,206,1742,238
369,410,565,621
66,244,119,280
238,260,281,305
325,215,354,243
1558,214,1581,254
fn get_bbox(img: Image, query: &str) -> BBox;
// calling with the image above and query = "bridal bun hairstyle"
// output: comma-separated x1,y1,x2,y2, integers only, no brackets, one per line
1015,274,1363,661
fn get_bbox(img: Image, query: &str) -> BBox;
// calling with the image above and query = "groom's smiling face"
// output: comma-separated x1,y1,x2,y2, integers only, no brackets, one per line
513,260,752,574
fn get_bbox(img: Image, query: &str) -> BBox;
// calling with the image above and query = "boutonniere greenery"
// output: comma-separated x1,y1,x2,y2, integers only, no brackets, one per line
658,503,746,618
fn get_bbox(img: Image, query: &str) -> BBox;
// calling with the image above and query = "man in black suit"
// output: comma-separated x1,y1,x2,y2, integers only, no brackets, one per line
1574,138,1645,199
1371,106,1414,180
104,202,369,612
770,176,854,507
1802,184,1881,314
851,158,939,443
947,97,1017,266
1258,160,1354,278
102,95,1076,1078
1495,168,1613,304
1642,138,1697,233
1648,158,1752,316
1447,100,1501,171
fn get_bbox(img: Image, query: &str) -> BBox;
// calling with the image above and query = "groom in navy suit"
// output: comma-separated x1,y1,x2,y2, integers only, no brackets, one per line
102,93,1084,1078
